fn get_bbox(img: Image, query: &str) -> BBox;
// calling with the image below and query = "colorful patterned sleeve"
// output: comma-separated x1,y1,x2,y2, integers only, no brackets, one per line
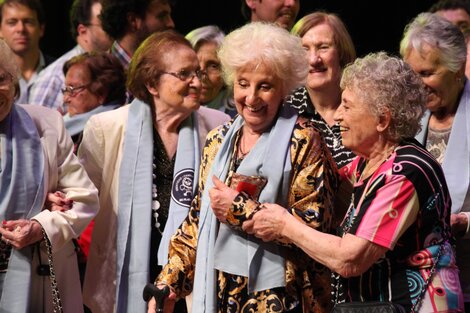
354,172,420,249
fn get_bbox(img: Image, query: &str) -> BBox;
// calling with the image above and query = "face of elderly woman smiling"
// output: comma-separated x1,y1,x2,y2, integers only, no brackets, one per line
234,62,285,134
148,45,202,113
335,87,384,157
0,67,15,122
404,44,463,116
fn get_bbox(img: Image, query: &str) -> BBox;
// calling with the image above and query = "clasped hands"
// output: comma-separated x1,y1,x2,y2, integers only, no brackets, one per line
209,175,287,242
0,192,73,250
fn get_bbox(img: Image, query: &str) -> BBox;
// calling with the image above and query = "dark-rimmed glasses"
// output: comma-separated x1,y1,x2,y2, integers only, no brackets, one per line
61,84,90,97
161,69,203,82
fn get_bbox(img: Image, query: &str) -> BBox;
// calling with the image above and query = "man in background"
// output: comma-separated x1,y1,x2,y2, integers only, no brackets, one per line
0,0,54,104
241,0,300,30
29,0,111,112
100,0,175,69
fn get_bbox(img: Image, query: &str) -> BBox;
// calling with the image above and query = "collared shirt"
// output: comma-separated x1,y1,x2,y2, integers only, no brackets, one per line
15,52,47,105
110,41,131,69
29,45,85,111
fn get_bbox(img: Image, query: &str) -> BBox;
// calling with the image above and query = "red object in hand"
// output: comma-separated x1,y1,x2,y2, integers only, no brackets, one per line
236,181,258,197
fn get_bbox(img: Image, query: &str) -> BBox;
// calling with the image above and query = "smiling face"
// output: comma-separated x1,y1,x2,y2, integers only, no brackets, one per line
197,41,224,104
247,0,300,30
334,87,382,157
302,23,342,93
148,45,201,115
0,3,44,56
404,44,463,116
233,62,285,134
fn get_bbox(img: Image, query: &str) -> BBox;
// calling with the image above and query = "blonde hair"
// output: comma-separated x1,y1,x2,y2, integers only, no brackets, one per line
218,22,307,96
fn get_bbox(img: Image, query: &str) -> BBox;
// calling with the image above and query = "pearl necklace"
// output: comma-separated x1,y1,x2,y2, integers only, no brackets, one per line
152,157,162,234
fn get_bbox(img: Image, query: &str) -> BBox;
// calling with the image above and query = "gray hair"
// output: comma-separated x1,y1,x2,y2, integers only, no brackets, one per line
0,39,20,97
400,12,467,73
185,25,225,51
218,22,307,96
341,52,428,141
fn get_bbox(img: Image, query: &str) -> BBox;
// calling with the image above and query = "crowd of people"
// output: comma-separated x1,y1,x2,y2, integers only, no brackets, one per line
0,0,469,312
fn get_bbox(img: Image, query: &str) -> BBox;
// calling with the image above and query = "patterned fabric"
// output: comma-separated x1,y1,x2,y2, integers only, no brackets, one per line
15,51,48,105
29,45,85,111
426,127,451,164
287,86,354,168
338,139,463,312
110,41,131,69
158,117,339,313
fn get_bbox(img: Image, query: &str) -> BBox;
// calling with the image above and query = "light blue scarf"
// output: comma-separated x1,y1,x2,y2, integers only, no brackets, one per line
192,105,297,313
416,81,470,213
115,99,200,313
63,101,121,137
0,105,45,312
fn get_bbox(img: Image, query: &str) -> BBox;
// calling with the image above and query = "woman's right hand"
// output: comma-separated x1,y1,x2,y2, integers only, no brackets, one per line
44,191,73,212
147,284,177,313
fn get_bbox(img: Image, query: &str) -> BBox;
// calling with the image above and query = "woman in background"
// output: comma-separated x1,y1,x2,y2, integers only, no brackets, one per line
62,52,126,151
186,25,237,117
290,12,356,168
400,12,470,311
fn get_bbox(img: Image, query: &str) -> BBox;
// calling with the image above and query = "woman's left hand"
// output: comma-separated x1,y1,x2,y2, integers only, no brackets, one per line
0,219,43,249
209,175,238,223
243,203,288,242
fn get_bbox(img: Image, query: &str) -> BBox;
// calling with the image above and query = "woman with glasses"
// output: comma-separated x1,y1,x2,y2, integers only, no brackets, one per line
186,25,237,117
62,51,126,151
77,30,230,313
0,39,99,312
150,22,338,313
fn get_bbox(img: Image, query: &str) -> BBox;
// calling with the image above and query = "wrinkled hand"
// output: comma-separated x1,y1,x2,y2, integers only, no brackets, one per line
147,284,177,313
0,219,43,249
451,213,468,237
243,203,287,242
44,191,73,212
209,175,238,223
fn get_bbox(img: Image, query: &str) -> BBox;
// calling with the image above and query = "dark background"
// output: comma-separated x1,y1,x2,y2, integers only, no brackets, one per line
40,1,437,59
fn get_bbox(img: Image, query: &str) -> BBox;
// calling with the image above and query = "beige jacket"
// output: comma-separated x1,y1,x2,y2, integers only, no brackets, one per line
20,105,99,313
79,105,230,313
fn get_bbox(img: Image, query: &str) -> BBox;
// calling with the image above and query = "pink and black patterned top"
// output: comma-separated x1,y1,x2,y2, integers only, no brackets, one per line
337,139,463,312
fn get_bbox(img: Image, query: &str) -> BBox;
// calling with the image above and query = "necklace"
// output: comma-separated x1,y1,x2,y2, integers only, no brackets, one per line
151,157,163,234
359,144,397,181
327,122,341,148
238,132,251,158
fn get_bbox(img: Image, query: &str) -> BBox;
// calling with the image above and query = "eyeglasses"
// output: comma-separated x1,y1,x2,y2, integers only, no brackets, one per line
161,69,203,82
61,84,90,97
0,72,13,87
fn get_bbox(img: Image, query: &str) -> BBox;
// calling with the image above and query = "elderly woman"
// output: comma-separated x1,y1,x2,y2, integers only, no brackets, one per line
186,25,237,117
62,51,126,149
0,39,99,312
77,31,230,313
400,12,470,311
290,12,356,168
151,22,338,313
245,52,464,312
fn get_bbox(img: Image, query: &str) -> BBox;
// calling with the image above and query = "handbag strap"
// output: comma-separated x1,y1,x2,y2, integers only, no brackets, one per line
41,228,63,313
410,241,445,313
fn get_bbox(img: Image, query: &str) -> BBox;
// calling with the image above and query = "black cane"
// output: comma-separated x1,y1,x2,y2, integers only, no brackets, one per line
143,283,170,313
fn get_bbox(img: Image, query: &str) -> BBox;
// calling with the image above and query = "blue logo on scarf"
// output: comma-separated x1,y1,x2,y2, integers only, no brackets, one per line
171,168,194,207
